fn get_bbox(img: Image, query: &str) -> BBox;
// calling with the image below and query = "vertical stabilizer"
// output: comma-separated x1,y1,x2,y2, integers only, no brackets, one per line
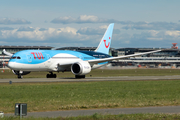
95,23,114,54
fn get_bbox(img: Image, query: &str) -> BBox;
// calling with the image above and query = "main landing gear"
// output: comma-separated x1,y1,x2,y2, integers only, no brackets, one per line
46,72,57,78
46,72,86,79
75,75,85,79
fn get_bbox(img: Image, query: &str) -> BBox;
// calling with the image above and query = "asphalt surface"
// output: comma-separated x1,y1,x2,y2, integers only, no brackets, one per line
2,76,180,118
5,106,180,118
0,75,180,83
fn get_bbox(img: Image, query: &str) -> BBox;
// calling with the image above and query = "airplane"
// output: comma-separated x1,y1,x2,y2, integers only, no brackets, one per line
3,23,161,79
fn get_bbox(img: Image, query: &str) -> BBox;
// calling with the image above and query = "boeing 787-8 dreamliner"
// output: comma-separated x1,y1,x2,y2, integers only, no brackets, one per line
3,23,161,78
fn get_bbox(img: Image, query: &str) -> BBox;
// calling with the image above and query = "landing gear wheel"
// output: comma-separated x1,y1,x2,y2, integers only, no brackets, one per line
75,75,85,79
46,74,50,78
46,72,57,78
18,75,22,79
53,74,57,78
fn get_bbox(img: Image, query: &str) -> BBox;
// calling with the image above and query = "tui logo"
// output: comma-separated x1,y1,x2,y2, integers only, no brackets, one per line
31,52,44,59
103,37,111,48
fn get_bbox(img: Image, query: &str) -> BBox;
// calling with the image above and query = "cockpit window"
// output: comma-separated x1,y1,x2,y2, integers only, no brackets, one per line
12,56,16,59
11,56,21,59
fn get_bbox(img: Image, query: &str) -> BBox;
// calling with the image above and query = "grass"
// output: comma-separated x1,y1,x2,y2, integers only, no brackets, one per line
2,113,180,120
0,68,180,78
0,80,180,113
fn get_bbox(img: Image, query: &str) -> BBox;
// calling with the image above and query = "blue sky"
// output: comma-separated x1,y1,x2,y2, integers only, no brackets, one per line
0,0,180,48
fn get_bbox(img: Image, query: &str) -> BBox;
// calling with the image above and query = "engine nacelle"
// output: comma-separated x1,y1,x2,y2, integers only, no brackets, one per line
71,61,91,75
12,70,31,75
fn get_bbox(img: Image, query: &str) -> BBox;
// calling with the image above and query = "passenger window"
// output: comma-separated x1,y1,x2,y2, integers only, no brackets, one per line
17,57,21,59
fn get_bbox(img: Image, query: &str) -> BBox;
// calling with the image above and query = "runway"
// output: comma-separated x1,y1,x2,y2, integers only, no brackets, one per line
0,75,180,83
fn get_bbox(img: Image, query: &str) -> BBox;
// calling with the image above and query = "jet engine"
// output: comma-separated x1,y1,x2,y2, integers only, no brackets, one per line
12,70,31,75
71,61,91,75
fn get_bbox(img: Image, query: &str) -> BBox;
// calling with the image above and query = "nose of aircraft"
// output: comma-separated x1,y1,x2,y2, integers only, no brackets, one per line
8,62,16,69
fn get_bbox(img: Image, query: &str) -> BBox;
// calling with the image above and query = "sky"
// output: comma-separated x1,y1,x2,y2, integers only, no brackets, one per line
0,0,180,49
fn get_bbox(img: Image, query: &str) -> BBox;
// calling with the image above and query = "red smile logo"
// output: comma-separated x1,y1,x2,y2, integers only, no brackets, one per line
103,37,111,48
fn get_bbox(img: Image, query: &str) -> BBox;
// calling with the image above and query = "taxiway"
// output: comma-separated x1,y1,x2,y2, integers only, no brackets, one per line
0,75,180,83
5,106,180,118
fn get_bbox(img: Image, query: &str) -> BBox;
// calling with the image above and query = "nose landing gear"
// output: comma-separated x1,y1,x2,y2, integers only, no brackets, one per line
46,72,57,78
18,74,23,79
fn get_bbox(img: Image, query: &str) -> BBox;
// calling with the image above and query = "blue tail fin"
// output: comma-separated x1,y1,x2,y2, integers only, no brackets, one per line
95,23,114,54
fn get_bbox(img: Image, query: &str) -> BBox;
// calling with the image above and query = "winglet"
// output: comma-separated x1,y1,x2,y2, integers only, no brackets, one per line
95,23,114,54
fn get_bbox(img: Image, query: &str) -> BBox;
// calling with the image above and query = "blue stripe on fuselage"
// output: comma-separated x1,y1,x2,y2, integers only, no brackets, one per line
9,50,112,64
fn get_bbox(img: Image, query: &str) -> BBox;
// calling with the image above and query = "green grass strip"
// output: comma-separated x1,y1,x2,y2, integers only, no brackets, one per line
0,80,180,113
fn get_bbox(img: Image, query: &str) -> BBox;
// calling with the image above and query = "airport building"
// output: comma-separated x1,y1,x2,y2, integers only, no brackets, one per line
113,47,180,68
0,43,180,68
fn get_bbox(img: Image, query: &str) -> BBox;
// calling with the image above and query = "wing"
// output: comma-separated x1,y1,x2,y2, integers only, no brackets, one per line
46,49,161,70
88,50,161,64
